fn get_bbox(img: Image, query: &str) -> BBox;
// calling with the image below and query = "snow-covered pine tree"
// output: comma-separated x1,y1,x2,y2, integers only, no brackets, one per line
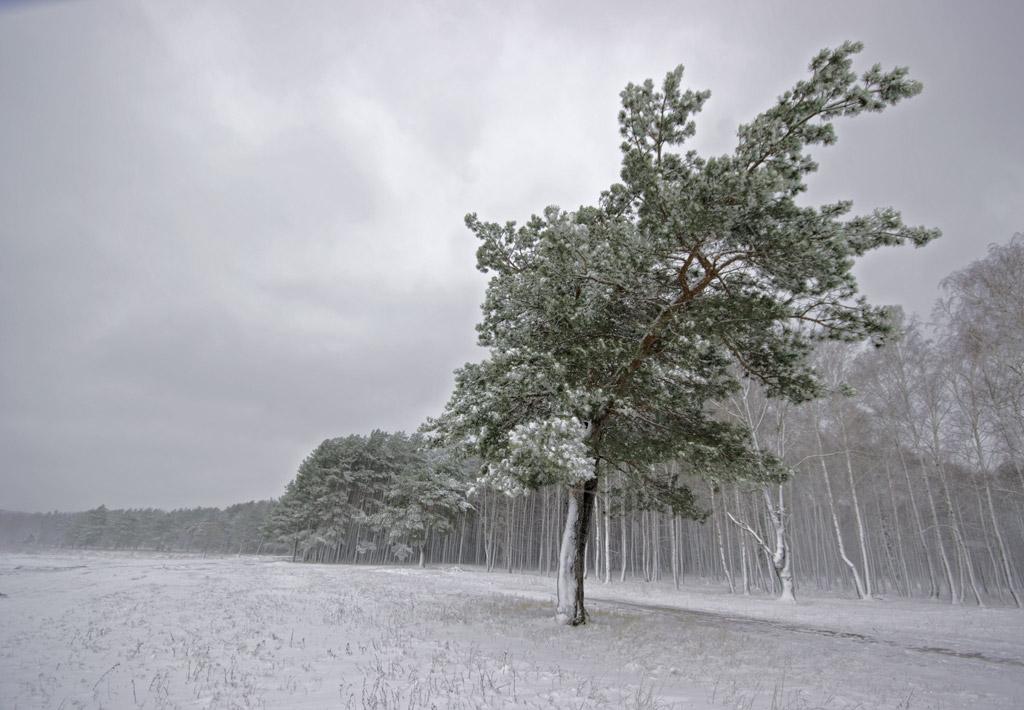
267,431,471,564
368,437,471,567
430,42,938,625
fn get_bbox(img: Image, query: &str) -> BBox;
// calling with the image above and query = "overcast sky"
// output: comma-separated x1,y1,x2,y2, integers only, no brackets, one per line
1,1,1021,512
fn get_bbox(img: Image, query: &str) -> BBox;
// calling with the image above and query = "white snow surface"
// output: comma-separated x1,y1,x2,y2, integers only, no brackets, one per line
2,551,1023,709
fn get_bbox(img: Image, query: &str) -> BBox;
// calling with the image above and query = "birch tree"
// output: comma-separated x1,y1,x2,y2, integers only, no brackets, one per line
939,234,1024,605
723,380,797,601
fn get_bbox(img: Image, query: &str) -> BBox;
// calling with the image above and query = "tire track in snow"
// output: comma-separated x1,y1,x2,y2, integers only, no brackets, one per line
587,596,1024,669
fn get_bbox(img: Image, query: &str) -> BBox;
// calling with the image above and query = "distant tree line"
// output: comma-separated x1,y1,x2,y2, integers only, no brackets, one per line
0,500,282,555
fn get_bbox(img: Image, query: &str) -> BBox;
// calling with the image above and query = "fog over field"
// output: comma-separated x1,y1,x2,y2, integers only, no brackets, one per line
2,1,1023,709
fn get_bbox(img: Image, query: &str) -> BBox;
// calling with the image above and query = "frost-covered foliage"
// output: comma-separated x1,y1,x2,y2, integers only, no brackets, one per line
483,416,594,494
265,431,471,561
430,41,937,511
368,446,472,555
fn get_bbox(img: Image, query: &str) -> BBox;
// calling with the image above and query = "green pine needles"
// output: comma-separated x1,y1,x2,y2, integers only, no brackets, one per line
429,42,938,624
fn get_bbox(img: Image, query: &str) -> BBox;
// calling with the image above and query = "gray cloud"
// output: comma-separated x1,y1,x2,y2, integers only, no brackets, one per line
1,0,1021,510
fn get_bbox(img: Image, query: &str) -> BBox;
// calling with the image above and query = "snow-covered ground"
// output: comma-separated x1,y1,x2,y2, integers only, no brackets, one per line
2,552,1022,709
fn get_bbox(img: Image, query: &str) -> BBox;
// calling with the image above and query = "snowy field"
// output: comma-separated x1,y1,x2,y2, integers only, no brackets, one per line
2,552,1023,709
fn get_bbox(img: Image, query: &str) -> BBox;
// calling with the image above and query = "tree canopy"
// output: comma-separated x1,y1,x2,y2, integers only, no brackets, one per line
429,41,938,624
266,431,470,564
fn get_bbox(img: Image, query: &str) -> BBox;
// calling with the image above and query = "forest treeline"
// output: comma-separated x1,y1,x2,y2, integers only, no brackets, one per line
0,501,283,555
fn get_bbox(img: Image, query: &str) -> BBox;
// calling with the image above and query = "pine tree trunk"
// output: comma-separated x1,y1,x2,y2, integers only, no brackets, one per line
620,492,628,582
555,471,599,626
670,513,680,590
538,490,547,573
457,514,466,567
653,511,662,582
603,477,612,584
506,497,514,574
